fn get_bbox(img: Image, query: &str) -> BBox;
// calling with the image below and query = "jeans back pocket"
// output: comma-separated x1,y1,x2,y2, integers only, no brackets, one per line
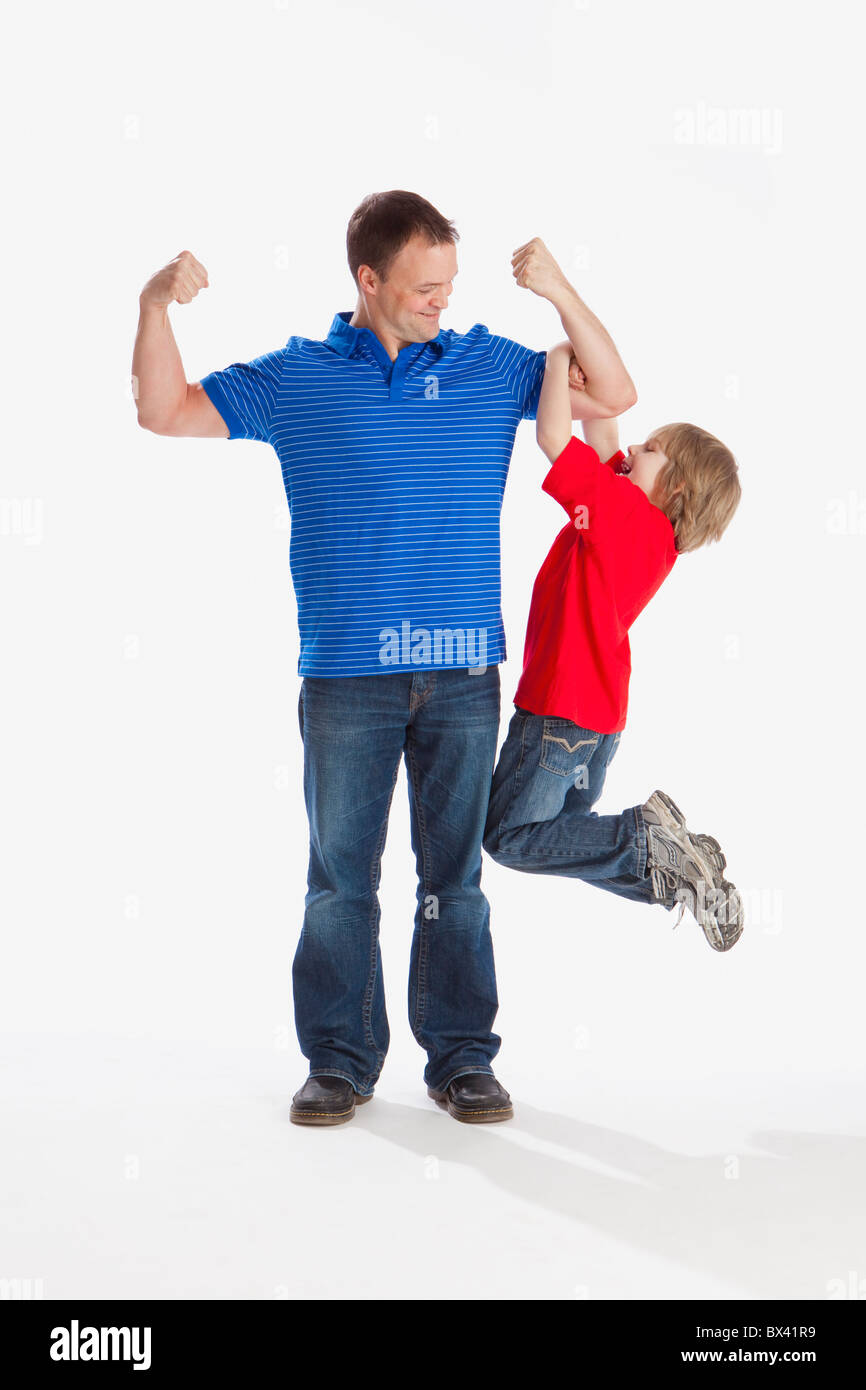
539,718,601,777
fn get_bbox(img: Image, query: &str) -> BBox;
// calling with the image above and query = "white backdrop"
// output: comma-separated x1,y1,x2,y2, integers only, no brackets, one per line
2,0,864,1301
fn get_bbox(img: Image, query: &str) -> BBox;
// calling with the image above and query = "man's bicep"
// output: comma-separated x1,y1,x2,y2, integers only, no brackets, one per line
195,348,285,442
156,382,230,438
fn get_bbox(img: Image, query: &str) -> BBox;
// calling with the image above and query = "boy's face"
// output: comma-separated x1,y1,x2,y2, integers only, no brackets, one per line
620,434,669,503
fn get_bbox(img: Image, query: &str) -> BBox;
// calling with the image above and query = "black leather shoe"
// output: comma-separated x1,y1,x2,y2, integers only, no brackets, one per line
290,1074,373,1126
427,1072,513,1124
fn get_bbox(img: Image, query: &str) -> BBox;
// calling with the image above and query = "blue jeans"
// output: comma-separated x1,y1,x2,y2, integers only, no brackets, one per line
293,667,503,1096
483,707,667,908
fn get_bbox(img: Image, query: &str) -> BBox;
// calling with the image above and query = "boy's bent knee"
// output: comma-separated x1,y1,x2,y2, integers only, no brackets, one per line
483,826,517,864
482,828,501,859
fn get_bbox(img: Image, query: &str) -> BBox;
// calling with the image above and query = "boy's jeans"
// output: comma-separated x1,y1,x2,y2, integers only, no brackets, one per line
293,667,503,1097
483,707,661,907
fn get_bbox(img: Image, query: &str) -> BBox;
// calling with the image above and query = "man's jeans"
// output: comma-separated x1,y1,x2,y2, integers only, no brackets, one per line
293,666,502,1096
483,707,665,908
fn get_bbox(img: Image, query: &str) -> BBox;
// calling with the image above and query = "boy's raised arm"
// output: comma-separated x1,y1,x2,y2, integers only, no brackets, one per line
536,340,629,464
581,416,622,464
536,342,574,463
512,237,637,418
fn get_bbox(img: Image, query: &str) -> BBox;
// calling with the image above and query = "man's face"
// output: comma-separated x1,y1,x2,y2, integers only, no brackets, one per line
363,234,458,343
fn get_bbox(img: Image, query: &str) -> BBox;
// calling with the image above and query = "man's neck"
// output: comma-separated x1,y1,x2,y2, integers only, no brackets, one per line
349,300,412,362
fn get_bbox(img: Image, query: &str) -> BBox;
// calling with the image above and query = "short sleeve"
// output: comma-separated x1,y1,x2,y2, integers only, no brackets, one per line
199,346,286,442
486,333,547,420
542,437,643,543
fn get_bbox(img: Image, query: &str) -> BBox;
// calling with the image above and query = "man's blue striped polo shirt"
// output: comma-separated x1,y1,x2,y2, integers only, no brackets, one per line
199,311,546,676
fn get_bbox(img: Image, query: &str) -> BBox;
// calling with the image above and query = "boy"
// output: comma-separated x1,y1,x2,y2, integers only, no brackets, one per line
482,334,743,950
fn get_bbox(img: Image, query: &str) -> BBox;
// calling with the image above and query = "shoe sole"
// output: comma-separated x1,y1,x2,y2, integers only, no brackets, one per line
691,832,726,877
714,880,746,952
675,882,744,952
427,1086,514,1123
290,1092,374,1126
652,791,727,876
682,825,744,950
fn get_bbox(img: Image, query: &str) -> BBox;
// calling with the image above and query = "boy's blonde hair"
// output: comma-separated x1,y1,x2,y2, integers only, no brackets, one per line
648,423,741,553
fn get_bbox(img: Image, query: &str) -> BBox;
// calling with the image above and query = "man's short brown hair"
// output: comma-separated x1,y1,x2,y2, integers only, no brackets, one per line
346,190,459,286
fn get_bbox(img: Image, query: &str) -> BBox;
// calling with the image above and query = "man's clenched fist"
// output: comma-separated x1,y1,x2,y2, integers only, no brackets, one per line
511,236,569,302
140,250,209,308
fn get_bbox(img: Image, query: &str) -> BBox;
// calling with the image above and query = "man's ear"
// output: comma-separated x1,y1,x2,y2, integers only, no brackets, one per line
357,264,378,296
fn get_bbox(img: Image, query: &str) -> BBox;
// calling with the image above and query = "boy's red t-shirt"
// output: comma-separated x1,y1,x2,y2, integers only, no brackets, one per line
513,436,679,734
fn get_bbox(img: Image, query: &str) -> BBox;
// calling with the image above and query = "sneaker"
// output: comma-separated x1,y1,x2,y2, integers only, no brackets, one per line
641,790,744,952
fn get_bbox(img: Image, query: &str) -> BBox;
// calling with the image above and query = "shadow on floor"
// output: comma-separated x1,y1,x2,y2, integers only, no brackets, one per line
341,1097,865,1298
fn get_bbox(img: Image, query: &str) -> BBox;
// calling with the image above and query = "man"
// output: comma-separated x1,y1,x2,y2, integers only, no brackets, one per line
132,190,635,1125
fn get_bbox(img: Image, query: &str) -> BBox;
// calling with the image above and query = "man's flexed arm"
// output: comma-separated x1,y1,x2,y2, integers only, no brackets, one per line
133,250,227,437
512,237,637,418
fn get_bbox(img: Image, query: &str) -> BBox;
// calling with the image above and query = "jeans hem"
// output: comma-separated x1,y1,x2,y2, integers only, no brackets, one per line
429,1065,496,1092
308,1067,376,1096
632,802,648,878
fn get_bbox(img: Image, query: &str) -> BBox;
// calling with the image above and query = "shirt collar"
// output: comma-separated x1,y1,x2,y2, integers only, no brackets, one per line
325,310,447,361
